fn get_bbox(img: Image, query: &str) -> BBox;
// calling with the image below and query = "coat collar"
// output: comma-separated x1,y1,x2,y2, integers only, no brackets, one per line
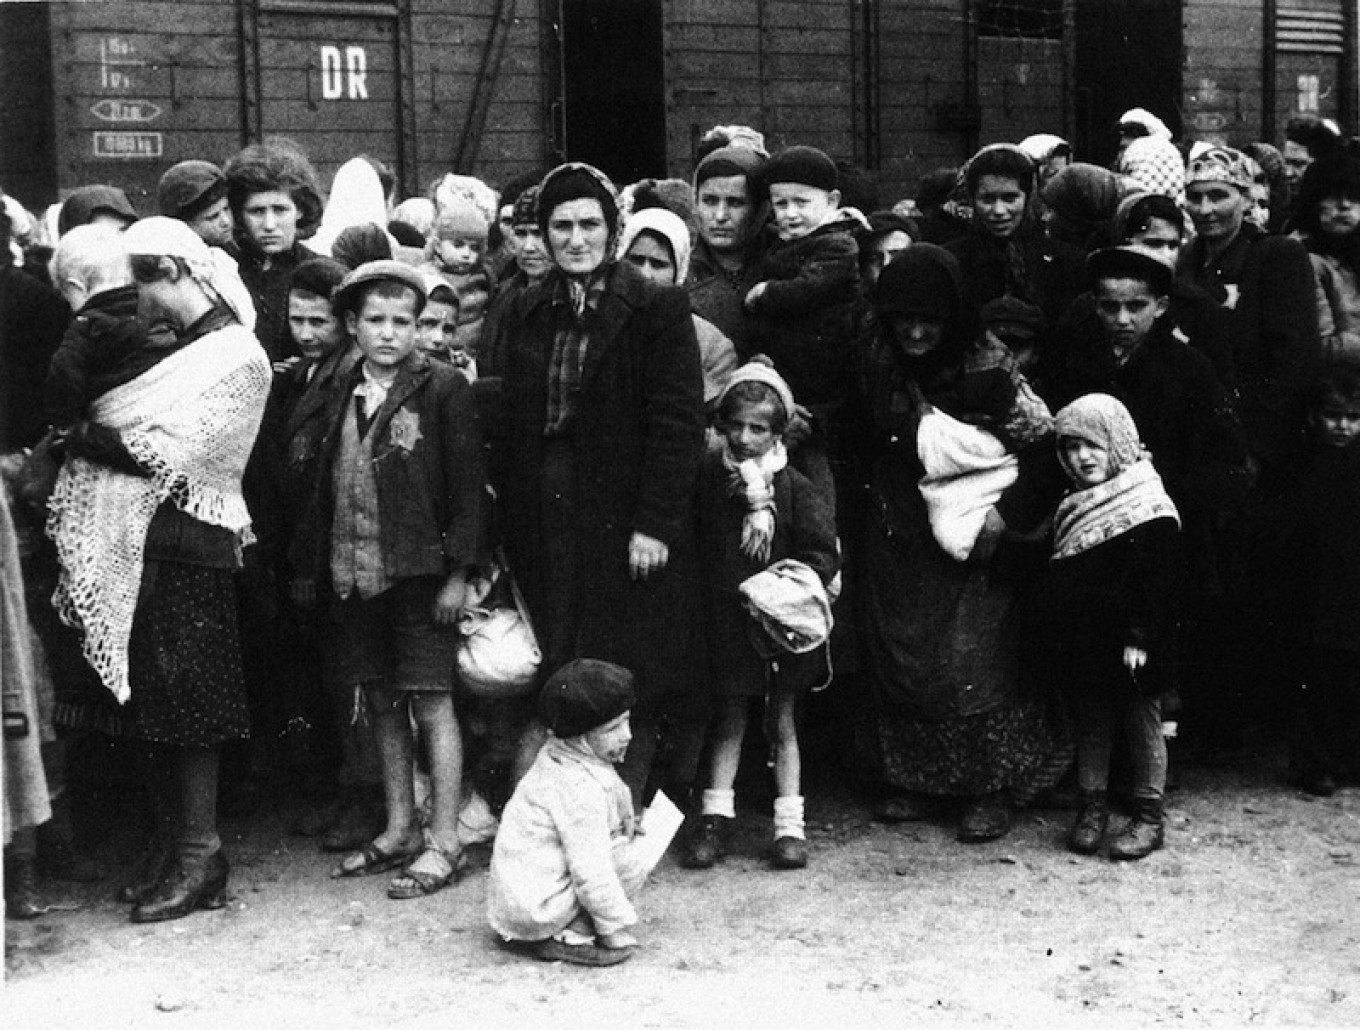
341,349,435,437
523,262,654,391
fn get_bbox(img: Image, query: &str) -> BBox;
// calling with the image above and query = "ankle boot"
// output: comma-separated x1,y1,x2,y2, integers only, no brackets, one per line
130,846,229,923
1109,796,1165,861
680,815,728,869
1067,791,1109,856
116,836,176,905
4,850,45,920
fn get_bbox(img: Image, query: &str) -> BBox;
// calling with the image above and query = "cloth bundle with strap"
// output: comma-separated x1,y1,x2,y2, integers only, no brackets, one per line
738,558,834,655
916,407,1019,561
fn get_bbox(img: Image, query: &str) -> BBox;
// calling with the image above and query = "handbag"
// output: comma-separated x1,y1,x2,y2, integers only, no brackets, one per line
456,555,541,700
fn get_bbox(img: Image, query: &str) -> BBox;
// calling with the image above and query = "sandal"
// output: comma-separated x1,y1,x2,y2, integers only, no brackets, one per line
331,834,421,879
386,842,466,900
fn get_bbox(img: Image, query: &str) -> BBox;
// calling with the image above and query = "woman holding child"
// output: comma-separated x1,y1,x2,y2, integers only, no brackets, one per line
852,244,1067,841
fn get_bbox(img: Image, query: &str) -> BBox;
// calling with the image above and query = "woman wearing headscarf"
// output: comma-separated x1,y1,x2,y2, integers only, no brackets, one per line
1040,163,1128,256
946,144,1086,330
488,163,706,809
851,244,1067,841
46,217,270,922
1117,136,1185,201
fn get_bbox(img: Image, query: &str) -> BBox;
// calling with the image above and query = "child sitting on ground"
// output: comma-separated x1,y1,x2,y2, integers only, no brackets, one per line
681,359,840,871
489,659,646,967
289,259,487,900
1046,393,1182,861
1275,359,1360,796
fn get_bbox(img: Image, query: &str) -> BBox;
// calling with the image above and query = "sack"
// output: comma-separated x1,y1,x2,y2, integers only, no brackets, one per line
738,558,833,655
12,429,62,521
456,559,541,699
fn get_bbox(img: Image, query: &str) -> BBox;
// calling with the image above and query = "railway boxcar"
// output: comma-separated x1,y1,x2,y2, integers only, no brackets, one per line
0,1,1356,214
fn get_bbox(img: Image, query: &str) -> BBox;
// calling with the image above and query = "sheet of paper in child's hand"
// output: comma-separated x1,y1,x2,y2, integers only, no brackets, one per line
634,790,685,875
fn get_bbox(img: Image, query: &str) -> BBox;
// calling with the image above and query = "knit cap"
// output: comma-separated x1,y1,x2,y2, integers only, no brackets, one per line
1040,163,1126,232
694,144,765,188
718,355,796,423
873,242,963,322
57,185,138,236
433,198,490,241
332,259,427,316
761,145,838,193
1185,146,1254,191
539,659,635,739
1117,137,1186,199
157,161,228,220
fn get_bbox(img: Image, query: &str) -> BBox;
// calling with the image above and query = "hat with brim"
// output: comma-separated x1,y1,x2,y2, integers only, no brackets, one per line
1086,245,1174,297
333,259,427,316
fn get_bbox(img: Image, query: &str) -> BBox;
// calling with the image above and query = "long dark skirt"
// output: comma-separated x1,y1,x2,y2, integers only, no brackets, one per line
853,504,1068,802
52,561,250,748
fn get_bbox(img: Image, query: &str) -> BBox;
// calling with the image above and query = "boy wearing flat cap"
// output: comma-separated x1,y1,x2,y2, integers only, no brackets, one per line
489,659,647,967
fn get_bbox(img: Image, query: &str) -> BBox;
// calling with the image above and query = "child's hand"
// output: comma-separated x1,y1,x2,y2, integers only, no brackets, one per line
1123,646,1148,672
433,573,468,625
743,282,768,309
597,930,638,950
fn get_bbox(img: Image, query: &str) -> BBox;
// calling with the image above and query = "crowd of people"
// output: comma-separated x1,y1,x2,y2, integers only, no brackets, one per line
4,106,1360,967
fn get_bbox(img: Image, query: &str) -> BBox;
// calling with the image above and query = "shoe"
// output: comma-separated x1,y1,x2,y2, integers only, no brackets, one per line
331,833,422,878
679,815,727,869
531,937,633,967
872,795,926,823
130,848,230,923
1067,792,1109,856
769,836,808,869
1108,797,1165,861
957,793,1010,843
116,838,175,905
387,842,467,900
4,853,45,920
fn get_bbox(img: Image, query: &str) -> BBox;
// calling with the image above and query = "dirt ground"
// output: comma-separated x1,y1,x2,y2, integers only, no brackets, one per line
7,740,1360,1030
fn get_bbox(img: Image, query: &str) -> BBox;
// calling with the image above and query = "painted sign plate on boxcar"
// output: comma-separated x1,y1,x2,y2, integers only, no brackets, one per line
90,99,163,123
92,131,163,159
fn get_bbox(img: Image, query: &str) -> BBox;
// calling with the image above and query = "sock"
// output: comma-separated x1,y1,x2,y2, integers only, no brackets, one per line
773,795,805,840
700,788,735,819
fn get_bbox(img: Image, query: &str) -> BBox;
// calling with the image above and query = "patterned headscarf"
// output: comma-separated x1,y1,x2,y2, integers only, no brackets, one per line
1055,392,1145,476
1118,137,1186,199
1185,147,1254,192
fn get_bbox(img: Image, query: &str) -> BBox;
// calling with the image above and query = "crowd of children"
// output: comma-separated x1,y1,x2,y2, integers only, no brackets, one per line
4,110,1360,967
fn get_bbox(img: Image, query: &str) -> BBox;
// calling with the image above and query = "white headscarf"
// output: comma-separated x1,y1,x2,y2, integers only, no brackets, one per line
122,216,256,331
616,206,692,284
310,157,391,257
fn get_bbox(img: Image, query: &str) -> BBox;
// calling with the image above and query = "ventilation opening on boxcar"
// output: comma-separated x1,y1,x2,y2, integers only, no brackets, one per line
559,0,667,185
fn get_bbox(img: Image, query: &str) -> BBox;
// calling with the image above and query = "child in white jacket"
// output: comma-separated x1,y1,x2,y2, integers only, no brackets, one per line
488,659,647,966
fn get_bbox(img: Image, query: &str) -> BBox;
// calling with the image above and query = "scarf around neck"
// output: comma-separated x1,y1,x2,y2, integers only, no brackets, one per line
721,439,788,563
1052,457,1179,560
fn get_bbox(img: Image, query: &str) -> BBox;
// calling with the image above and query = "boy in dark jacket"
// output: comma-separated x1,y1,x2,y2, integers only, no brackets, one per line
290,260,487,900
743,145,863,433
681,359,839,872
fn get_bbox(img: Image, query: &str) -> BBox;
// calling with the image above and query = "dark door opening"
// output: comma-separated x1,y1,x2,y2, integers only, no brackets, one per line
1073,0,1183,167
559,0,667,184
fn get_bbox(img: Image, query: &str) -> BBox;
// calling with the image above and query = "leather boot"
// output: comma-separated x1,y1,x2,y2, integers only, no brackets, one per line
1109,796,1165,861
116,836,175,905
130,846,229,923
679,815,728,869
1067,791,1109,856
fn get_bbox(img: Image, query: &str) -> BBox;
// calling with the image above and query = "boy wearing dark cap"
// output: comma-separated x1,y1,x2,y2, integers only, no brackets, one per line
743,145,863,483
489,659,645,967
158,160,233,249
289,260,487,899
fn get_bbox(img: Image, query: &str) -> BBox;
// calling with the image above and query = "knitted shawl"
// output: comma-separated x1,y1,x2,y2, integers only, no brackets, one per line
47,323,271,702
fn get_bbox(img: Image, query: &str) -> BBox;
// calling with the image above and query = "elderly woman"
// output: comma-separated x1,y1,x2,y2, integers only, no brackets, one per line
46,217,270,922
223,138,325,364
490,163,706,808
852,244,1067,841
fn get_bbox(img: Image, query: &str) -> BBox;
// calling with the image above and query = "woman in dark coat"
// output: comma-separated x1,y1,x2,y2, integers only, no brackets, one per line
490,163,707,808
852,244,1068,842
